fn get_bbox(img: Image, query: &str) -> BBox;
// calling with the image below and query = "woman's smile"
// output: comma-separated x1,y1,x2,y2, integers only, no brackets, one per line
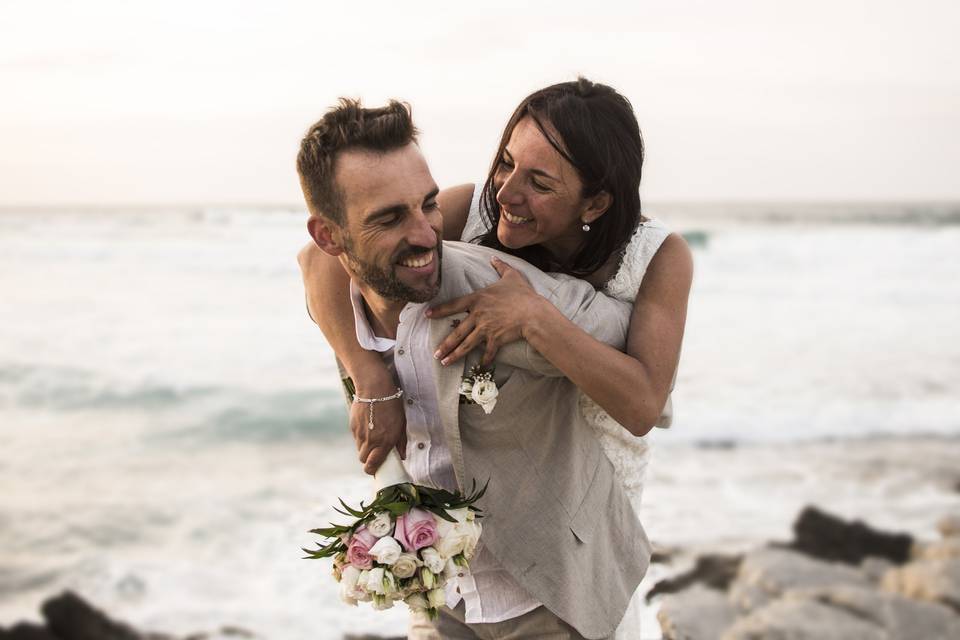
502,209,532,226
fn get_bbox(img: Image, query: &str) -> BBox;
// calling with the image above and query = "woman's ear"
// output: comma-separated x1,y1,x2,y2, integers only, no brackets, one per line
581,190,613,225
307,215,345,257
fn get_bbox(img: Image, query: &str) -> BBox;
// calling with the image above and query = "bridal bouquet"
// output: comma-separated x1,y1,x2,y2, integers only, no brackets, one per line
303,451,486,618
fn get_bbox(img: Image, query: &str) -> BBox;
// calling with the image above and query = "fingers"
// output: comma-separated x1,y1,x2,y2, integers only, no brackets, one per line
439,328,484,366
425,293,473,319
481,339,500,366
490,256,511,277
363,446,389,475
492,256,531,287
433,315,476,361
358,438,373,465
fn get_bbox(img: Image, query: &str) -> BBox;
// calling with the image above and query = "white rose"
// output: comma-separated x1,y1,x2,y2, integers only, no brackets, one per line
446,507,473,524
459,379,474,395
371,594,394,610
427,587,447,609
367,511,393,538
369,536,402,565
366,567,386,594
341,565,368,603
461,521,481,559
341,565,361,590
404,593,429,611
470,379,498,413
339,577,358,606
419,547,446,574
392,553,419,579
435,523,471,559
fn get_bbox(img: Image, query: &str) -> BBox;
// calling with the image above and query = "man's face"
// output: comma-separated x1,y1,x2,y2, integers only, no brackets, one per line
334,143,443,303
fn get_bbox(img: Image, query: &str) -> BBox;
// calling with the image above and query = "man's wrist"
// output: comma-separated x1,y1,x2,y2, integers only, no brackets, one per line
351,366,398,397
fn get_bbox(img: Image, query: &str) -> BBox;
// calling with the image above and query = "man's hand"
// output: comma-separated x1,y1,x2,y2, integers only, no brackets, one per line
351,377,407,475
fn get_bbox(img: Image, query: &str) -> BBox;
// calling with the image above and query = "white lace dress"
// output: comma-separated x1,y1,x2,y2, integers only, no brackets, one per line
461,186,673,640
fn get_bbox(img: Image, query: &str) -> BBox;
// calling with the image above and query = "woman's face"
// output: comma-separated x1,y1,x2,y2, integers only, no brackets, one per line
493,117,595,259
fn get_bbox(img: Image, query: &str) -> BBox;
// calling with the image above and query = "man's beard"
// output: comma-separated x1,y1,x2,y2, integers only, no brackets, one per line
343,236,442,303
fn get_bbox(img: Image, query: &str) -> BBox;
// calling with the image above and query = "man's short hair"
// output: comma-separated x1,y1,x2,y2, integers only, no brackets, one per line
297,98,418,225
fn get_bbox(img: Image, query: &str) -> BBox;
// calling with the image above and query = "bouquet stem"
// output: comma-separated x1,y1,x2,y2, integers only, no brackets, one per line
374,449,412,491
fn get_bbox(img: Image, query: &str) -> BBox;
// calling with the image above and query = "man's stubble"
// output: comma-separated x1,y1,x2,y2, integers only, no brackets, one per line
342,232,443,304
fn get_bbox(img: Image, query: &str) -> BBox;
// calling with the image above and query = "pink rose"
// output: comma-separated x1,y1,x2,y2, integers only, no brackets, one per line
346,525,377,570
394,508,439,552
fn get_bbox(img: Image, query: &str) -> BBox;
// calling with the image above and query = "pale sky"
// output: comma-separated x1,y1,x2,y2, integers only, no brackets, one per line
1,0,958,205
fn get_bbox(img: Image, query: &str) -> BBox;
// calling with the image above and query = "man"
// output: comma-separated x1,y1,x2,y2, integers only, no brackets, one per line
297,99,650,639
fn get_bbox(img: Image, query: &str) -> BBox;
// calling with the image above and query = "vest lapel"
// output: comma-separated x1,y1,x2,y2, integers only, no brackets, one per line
429,314,468,491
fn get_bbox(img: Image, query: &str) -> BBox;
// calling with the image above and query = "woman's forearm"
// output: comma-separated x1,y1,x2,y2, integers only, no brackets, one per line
299,244,394,392
523,301,670,437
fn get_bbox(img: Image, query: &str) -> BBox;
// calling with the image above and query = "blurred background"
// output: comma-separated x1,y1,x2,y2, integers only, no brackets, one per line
2,1,959,638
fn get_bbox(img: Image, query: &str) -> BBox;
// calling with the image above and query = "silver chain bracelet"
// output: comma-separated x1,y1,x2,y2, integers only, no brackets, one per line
352,388,404,430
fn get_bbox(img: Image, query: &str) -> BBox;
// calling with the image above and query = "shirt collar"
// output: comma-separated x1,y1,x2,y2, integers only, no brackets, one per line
349,280,397,352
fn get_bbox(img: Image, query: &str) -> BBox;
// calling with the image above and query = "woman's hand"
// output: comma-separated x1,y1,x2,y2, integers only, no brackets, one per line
427,257,548,366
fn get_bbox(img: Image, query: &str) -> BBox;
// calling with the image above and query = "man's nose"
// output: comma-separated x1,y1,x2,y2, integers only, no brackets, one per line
406,209,438,248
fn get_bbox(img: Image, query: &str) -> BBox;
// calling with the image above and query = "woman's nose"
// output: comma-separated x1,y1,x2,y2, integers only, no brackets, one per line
496,172,523,207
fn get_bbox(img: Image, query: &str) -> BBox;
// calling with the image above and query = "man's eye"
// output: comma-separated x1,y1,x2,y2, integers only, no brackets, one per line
380,215,401,226
425,201,439,211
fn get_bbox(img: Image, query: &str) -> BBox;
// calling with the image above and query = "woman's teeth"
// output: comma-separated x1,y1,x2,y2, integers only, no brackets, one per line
503,210,532,225
398,252,433,268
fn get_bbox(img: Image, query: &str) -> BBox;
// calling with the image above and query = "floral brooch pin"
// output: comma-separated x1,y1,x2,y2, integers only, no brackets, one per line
459,365,498,414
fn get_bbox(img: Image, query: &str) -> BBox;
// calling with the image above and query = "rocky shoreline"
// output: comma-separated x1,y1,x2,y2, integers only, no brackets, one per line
654,507,960,639
0,591,259,640
4,506,958,640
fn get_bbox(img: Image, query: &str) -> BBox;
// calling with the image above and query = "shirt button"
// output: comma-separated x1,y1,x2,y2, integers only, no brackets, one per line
406,398,414,405
417,442,425,450
397,348,405,355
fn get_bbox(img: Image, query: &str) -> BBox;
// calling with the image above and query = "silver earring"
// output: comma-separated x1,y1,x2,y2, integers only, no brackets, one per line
582,222,591,232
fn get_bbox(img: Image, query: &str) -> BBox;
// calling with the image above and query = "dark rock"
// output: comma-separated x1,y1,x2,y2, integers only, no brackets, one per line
646,553,743,601
651,544,682,565
789,506,913,565
0,623,59,640
40,591,173,640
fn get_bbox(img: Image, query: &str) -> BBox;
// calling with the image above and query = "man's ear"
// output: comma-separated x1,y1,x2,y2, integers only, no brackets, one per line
307,215,345,257
581,190,613,225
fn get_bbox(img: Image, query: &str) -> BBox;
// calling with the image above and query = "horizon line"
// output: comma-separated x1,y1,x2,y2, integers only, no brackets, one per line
2,197,960,213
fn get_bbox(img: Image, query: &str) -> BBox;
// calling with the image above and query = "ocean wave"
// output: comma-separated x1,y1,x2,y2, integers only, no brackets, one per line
657,202,960,226
153,391,348,445
1,363,222,411
0,361,348,444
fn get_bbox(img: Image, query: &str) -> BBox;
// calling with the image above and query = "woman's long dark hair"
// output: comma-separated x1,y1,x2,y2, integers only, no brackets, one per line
474,77,645,277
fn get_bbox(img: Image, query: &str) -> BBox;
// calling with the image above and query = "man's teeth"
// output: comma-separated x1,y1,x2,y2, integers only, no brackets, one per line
503,210,531,225
398,252,433,268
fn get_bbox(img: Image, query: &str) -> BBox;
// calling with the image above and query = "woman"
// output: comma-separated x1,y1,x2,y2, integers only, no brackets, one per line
299,78,692,637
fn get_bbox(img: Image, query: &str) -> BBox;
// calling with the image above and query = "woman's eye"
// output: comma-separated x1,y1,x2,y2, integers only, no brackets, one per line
498,156,514,169
531,180,551,193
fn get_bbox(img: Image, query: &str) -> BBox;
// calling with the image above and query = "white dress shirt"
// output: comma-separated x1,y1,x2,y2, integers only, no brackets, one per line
349,281,540,623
